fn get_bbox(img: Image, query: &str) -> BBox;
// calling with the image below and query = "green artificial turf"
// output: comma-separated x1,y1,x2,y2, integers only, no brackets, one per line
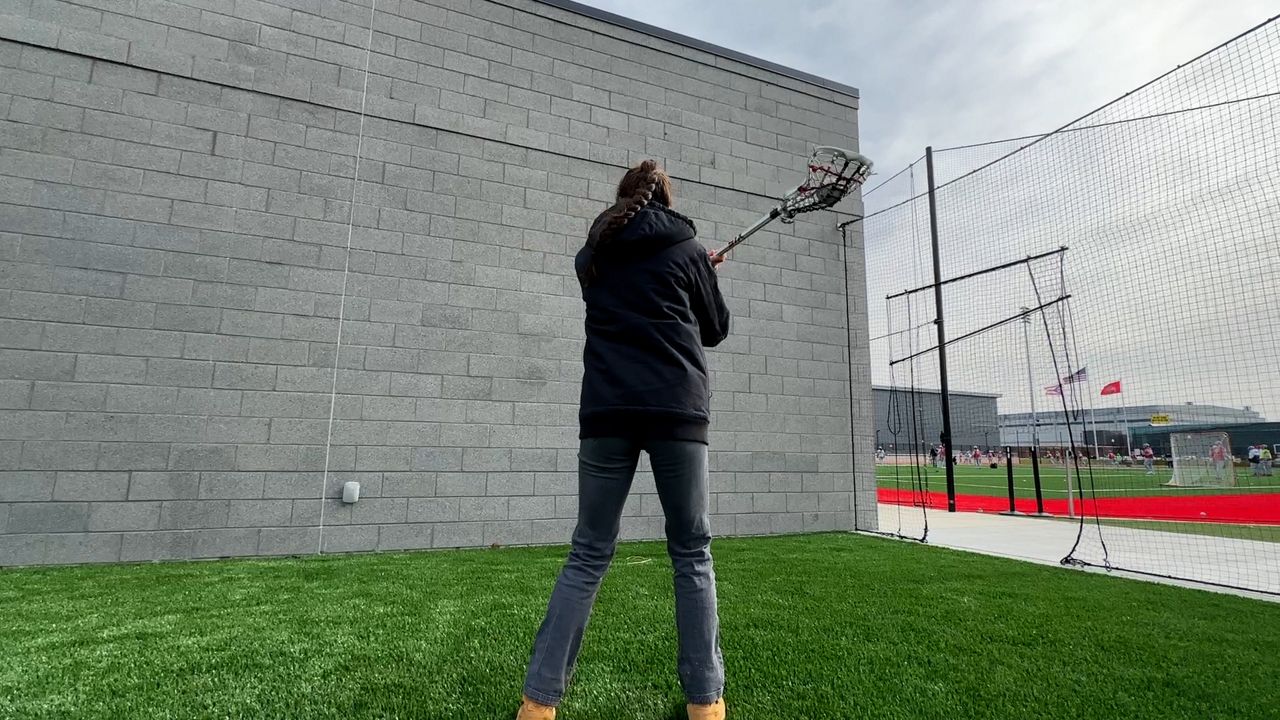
2,533,1278,719
877,461,1278,498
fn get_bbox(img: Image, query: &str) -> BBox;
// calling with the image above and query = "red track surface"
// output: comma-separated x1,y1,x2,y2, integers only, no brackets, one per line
877,488,1280,525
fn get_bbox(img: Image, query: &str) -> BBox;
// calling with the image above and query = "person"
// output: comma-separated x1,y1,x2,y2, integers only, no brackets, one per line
971,446,982,466
876,446,886,462
928,445,938,468
517,160,731,720
1142,443,1155,475
1107,450,1117,465
1262,446,1274,477
1209,440,1230,484
1249,444,1262,476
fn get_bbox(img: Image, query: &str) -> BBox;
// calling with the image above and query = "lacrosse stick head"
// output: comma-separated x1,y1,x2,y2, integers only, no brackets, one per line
778,145,872,222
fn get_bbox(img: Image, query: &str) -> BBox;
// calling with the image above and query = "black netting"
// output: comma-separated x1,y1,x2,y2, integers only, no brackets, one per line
861,15,1280,596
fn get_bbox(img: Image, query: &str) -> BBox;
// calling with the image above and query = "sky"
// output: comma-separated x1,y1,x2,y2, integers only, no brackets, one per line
576,0,1275,172
578,1,1280,423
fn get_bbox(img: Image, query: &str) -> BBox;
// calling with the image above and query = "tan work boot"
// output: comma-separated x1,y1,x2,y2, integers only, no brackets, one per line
687,698,726,720
516,696,556,720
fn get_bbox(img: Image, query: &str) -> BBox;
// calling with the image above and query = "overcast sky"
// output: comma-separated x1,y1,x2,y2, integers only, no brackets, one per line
579,1,1279,423
578,0,1275,171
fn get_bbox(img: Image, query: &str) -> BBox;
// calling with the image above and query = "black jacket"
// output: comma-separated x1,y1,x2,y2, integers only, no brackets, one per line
575,202,731,443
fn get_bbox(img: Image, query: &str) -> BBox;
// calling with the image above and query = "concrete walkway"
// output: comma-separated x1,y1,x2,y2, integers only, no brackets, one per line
873,505,1279,602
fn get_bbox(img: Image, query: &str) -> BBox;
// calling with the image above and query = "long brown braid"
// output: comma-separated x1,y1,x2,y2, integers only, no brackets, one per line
582,159,675,284
599,160,669,242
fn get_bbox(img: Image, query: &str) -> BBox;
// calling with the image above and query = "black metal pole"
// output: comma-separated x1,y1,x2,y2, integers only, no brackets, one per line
925,146,956,513
1031,448,1046,515
1002,445,1018,515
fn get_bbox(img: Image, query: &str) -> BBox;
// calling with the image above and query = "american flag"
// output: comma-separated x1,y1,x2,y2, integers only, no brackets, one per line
1059,367,1089,385
1045,367,1086,396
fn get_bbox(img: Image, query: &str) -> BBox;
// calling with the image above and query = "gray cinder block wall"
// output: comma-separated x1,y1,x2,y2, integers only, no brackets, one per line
0,0,874,565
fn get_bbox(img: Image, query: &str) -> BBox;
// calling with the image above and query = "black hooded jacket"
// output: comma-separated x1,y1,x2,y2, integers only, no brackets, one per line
574,202,731,444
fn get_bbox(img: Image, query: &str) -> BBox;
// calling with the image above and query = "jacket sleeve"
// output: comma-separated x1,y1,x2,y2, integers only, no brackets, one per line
689,249,731,348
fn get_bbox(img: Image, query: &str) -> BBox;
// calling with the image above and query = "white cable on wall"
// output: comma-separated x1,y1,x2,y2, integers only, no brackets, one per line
318,0,378,555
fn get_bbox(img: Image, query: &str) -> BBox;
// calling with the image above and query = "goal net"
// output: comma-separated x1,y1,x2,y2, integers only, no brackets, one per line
1168,431,1235,487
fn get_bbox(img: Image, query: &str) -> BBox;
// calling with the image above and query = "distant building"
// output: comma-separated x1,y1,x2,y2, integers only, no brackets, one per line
1131,422,1280,458
999,402,1266,449
873,386,1000,454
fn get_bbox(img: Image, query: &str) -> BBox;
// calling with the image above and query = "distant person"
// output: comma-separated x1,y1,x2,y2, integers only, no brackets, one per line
1107,450,1117,465
1262,446,1274,477
876,446,886,462
971,446,982,466
1142,444,1155,475
928,445,938,468
1210,441,1230,483
1249,444,1262,476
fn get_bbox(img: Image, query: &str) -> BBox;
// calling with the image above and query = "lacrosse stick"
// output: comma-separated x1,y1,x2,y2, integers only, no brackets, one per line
714,145,872,259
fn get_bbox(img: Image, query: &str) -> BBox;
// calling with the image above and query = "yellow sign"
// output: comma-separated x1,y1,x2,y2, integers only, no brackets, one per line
1150,414,1172,425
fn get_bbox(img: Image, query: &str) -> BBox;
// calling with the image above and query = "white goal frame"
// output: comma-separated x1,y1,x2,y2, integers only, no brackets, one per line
1167,430,1235,487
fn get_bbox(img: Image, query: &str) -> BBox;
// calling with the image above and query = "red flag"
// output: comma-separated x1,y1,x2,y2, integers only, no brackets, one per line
1100,380,1122,396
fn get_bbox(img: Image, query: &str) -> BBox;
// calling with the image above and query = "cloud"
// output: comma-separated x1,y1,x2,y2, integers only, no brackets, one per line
577,0,1274,169
577,1,1280,421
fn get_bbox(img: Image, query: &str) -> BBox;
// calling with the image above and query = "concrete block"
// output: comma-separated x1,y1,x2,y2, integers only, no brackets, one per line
120,530,193,561
53,471,129,501
459,496,507,522
21,441,98,470
0,471,56,502
199,472,265,499
350,497,406,525
43,532,123,564
192,528,259,558
96,442,170,471
29,382,106,412
320,525,378,553
57,30,128,63
73,355,147,384
0,534,44,566
8,501,89,533
237,445,299,472
484,520,531,547
168,444,235,471
225,496,293,527
173,388,242,415
83,298,155,328
377,523,432,551
508,495,554,520
212,363,277,391
376,471,431,497
431,521,483,548
527,518,572,545
0,380,32,410
258,527,319,555
146,359,214,388
128,471,200,500
0,350,74,381
88,501,161,531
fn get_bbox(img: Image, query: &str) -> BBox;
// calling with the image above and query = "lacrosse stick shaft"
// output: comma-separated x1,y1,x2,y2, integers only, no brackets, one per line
714,208,781,258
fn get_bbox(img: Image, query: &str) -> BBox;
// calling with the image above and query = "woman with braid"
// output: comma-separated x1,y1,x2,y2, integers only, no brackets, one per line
518,160,731,720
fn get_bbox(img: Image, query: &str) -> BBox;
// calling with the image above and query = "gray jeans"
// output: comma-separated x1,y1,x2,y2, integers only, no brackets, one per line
523,437,724,706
